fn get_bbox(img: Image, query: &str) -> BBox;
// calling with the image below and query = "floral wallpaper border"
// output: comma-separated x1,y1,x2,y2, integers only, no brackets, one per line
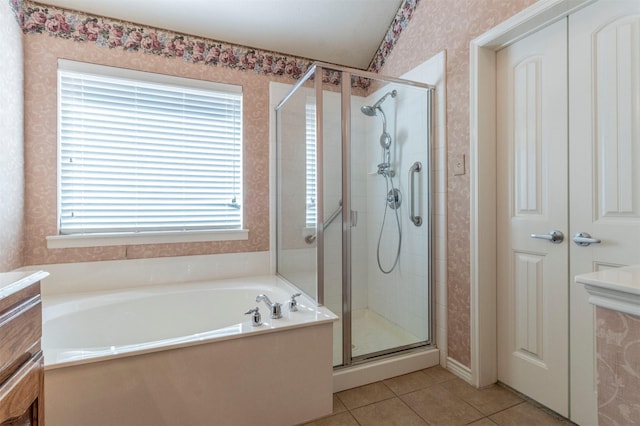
22,1,315,80
368,0,420,73
8,0,21,25
14,0,418,89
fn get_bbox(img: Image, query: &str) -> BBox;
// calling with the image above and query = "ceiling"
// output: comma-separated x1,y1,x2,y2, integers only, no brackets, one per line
39,0,404,69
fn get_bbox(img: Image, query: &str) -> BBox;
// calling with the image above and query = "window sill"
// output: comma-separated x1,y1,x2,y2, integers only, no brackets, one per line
46,229,249,249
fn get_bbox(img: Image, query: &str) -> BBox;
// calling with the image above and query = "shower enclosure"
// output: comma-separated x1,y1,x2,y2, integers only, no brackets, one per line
276,63,434,368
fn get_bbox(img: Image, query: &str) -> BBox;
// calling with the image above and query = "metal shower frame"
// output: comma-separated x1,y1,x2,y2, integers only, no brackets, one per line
276,61,436,368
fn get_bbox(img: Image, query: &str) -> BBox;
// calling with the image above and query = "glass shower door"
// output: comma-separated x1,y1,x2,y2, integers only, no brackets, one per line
318,80,344,367
348,76,432,361
275,79,317,301
276,64,434,369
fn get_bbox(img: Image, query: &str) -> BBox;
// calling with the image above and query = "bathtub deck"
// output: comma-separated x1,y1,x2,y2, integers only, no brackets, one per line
42,275,337,369
43,275,337,426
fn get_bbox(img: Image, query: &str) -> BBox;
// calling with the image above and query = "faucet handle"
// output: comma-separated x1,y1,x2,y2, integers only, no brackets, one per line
289,293,302,312
244,307,262,327
272,302,282,319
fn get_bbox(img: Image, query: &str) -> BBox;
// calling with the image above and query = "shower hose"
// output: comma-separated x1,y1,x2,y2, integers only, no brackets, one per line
376,173,402,274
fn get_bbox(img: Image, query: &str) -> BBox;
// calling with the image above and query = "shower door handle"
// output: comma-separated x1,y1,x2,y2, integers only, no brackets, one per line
409,161,422,226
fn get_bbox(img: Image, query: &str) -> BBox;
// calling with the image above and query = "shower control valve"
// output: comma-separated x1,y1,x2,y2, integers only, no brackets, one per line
387,188,402,209
288,293,302,312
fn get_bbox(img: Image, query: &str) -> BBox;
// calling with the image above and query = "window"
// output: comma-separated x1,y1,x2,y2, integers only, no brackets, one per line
57,61,242,237
305,102,316,227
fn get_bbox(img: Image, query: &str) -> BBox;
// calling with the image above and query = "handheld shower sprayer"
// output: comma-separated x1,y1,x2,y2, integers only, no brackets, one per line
361,90,397,150
360,90,397,117
360,89,402,273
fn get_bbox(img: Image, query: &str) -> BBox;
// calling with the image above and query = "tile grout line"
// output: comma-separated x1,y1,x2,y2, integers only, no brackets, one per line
328,384,571,425
339,376,470,425
329,367,558,426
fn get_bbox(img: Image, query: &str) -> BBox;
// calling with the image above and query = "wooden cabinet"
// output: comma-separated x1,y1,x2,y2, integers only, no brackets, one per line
0,273,46,426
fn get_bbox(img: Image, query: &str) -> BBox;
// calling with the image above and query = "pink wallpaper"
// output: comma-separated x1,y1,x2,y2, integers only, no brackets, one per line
0,0,25,272
596,307,640,425
19,0,418,265
378,0,537,367
16,0,539,370
22,32,299,264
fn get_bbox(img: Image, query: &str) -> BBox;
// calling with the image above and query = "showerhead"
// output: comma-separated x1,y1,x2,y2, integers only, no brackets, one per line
360,89,397,116
361,89,397,151
360,105,377,116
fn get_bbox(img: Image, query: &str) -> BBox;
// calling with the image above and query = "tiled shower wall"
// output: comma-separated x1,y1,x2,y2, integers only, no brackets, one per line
0,0,25,272
363,83,431,340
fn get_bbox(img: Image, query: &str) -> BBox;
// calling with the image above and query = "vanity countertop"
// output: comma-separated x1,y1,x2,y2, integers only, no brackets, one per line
0,270,49,301
576,265,640,295
576,265,640,316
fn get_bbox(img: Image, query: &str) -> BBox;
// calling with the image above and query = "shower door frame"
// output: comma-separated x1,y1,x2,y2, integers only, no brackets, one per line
340,69,353,366
276,62,437,369
336,63,436,368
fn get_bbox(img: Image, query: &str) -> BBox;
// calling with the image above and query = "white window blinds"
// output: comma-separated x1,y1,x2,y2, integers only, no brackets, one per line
305,102,317,227
58,61,242,235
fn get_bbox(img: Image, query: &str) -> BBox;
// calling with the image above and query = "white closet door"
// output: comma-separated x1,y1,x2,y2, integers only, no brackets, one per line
569,1,640,425
496,18,569,417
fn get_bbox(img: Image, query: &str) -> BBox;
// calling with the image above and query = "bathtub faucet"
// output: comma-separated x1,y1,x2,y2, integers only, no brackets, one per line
256,294,282,319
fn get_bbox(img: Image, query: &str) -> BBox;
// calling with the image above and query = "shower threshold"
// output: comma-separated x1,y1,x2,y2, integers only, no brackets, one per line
332,308,425,366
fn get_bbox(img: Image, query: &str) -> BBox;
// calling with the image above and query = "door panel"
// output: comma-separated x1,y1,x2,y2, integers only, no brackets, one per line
497,18,569,416
569,2,640,425
497,1,640,422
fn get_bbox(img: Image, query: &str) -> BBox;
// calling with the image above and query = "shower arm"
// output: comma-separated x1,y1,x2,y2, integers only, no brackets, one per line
304,200,342,244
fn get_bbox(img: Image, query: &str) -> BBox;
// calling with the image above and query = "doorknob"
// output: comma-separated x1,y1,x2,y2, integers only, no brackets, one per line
530,230,564,244
572,232,601,247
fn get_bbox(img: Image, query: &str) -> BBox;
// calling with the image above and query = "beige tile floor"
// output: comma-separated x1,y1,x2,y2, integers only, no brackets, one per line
302,366,575,426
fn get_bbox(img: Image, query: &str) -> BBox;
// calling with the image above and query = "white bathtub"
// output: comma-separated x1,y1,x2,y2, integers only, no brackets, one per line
42,275,337,426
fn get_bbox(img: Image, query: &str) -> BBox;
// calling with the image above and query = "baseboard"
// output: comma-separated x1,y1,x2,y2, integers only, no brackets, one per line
446,356,473,384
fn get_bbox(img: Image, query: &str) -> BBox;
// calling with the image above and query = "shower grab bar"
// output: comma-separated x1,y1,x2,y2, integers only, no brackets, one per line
409,162,423,227
305,200,342,244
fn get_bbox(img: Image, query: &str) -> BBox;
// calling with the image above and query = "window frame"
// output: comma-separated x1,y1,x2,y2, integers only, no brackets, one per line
305,101,317,228
48,59,248,248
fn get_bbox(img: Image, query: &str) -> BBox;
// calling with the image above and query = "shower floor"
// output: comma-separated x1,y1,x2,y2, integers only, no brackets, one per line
332,308,422,366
